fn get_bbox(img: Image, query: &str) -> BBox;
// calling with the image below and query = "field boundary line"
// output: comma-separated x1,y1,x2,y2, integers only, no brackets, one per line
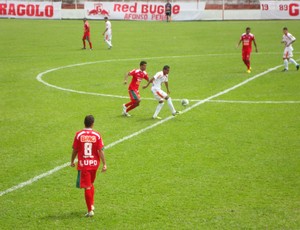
0,63,283,197
209,100,300,104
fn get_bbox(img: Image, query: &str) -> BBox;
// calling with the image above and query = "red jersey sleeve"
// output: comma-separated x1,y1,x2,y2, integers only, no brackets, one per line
129,69,136,76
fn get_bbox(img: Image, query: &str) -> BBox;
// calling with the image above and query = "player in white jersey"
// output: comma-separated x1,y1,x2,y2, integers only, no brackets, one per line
281,27,299,71
102,17,112,49
143,65,181,119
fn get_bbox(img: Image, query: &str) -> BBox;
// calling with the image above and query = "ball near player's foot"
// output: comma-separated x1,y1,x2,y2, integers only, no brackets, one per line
181,99,189,106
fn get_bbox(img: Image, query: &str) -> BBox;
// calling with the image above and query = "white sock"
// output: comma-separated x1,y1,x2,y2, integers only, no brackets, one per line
289,58,298,66
105,39,112,47
153,103,164,118
284,59,289,69
167,97,176,114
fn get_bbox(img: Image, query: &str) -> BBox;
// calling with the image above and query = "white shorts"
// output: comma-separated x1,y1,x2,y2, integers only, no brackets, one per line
151,88,167,101
105,31,112,41
283,46,294,59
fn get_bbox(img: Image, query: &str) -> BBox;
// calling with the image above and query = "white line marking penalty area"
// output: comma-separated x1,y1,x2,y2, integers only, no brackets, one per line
0,63,284,197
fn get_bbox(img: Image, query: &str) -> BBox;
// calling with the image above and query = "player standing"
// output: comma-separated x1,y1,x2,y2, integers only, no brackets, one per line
165,0,172,22
281,27,299,72
122,61,149,117
102,17,112,49
236,27,258,73
70,115,107,217
143,65,181,119
82,18,93,50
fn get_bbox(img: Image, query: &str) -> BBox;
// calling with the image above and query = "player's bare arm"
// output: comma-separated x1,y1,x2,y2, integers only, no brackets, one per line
143,77,154,89
124,72,130,84
165,82,171,94
70,148,78,167
236,40,242,48
253,39,258,52
99,149,107,172
102,28,108,36
286,39,296,47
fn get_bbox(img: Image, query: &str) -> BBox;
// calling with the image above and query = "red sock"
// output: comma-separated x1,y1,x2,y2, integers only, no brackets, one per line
247,60,251,69
91,185,95,206
83,40,86,48
125,101,133,108
89,42,92,49
127,104,138,112
84,188,93,212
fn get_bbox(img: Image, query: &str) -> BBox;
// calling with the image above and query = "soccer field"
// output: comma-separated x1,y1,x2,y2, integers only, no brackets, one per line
0,19,300,229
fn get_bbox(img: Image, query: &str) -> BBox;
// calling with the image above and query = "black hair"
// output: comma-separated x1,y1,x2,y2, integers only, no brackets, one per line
163,65,170,70
104,17,108,20
84,115,94,128
246,27,250,30
140,61,147,66
283,27,288,30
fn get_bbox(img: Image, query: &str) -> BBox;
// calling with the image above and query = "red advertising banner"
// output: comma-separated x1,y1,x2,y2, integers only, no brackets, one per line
0,1,62,19
260,1,300,19
85,1,206,21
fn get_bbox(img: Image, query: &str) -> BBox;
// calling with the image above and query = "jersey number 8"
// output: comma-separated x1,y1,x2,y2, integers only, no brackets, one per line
84,142,94,158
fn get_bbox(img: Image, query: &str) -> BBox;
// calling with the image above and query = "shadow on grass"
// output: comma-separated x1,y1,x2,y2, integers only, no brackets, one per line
42,211,85,220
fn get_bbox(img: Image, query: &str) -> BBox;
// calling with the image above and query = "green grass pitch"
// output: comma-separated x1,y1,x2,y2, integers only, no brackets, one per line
0,18,300,229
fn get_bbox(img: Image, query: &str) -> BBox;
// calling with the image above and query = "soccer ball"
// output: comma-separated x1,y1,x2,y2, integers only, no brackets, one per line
181,99,189,106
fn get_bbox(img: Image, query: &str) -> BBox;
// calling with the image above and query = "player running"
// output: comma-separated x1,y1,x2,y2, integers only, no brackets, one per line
281,27,299,72
122,61,149,117
70,115,107,217
143,65,181,119
102,17,112,49
237,27,258,73
82,18,92,50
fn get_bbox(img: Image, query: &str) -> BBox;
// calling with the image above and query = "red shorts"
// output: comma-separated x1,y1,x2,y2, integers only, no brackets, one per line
242,48,252,61
82,32,90,40
129,90,140,102
76,170,96,189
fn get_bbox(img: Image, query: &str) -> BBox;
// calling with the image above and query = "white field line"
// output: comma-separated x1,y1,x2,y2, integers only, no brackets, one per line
36,52,295,102
36,53,237,100
209,100,300,104
37,53,240,101
0,63,284,197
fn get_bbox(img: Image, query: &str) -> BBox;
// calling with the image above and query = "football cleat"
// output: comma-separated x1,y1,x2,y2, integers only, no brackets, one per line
123,112,131,117
247,69,251,73
282,69,288,72
296,65,299,71
85,211,94,217
172,111,182,116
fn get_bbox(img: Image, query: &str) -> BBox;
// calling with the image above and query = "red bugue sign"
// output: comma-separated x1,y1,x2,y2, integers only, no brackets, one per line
85,1,206,21
113,3,180,14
